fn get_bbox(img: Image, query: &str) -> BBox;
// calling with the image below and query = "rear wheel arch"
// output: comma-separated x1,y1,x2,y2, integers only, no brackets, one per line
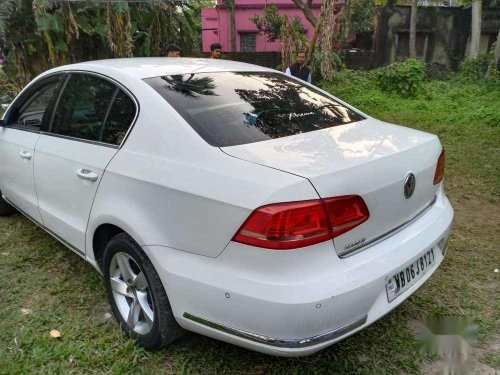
92,223,126,271
102,231,182,349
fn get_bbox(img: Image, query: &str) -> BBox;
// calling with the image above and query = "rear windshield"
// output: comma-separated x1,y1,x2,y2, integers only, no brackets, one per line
144,72,365,147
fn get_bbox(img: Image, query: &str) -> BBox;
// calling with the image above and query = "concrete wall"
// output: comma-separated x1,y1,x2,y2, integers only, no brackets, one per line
373,6,500,68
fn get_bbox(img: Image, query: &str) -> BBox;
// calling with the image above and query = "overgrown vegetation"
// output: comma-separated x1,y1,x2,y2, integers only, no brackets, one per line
341,56,499,99
0,0,206,84
459,56,491,80
1,72,499,374
374,58,426,97
459,52,500,80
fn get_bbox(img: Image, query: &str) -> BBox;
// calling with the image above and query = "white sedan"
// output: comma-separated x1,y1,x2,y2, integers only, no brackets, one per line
0,58,453,356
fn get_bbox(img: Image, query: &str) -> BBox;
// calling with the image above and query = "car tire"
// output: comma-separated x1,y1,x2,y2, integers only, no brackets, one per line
0,193,16,216
103,232,181,350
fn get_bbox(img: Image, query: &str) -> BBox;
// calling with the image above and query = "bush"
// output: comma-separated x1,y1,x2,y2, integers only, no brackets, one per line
327,70,500,130
459,56,489,80
425,63,451,81
375,59,425,98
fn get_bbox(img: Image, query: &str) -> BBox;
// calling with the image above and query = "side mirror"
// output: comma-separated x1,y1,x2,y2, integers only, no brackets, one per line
0,119,5,127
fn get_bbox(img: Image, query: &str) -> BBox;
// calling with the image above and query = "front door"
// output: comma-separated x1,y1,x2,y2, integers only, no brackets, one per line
0,76,61,223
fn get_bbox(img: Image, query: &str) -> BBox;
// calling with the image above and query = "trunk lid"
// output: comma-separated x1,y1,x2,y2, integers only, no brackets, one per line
221,119,442,256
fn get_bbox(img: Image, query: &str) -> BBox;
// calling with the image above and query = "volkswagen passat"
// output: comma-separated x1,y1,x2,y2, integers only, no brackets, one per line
0,58,453,356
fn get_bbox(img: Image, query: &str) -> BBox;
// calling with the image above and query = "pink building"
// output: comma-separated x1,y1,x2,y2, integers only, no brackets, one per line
201,0,322,53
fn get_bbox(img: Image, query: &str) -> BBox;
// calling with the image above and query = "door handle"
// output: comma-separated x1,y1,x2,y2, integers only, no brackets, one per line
76,168,98,182
19,150,32,160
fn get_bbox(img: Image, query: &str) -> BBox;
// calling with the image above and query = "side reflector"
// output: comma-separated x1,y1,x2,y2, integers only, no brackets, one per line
433,149,445,185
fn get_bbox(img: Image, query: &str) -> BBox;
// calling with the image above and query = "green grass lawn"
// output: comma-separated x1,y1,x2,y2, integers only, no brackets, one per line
1,76,499,374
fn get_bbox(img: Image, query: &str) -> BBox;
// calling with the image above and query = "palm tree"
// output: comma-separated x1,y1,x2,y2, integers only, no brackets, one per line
162,74,217,98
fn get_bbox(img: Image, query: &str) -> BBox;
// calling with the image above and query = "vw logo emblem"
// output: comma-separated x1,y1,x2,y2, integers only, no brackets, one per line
404,173,416,199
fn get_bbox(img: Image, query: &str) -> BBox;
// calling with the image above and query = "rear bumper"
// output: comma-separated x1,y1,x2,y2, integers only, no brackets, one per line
145,190,453,356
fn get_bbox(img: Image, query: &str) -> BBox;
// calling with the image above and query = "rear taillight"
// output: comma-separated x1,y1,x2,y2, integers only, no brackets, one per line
323,195,370,237
232,200,331,250
433,149,445,185
233,195,369,250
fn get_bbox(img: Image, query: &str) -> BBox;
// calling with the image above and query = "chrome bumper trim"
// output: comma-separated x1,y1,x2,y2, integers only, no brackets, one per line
183,312,367,348
338,195,438,258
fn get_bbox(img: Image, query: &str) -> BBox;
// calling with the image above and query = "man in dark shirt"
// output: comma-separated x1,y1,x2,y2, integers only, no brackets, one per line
285,51,312,83
209,43,222,59
165,43,181,57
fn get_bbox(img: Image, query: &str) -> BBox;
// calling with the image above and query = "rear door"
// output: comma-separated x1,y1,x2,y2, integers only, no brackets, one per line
0,75,62,223
34,72,137,252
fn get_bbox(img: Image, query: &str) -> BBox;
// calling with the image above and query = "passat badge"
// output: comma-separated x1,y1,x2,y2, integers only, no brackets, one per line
404,173,416,199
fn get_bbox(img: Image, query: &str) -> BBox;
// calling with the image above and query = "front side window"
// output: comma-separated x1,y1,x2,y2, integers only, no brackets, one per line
145,72,365,147
51,74,116,142
9,81,59,131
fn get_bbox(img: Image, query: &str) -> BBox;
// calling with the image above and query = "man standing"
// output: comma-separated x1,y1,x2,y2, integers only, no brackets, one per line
165,43,181,57
209,43,222,59
285,51,312,83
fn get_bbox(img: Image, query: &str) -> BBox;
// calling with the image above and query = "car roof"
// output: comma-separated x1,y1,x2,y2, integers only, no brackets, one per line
48,58,276,80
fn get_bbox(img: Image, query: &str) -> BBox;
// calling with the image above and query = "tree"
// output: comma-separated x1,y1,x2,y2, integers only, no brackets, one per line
409,0,417,58
341,0,375,45
495,29,500,65
469,0,482,58
254,1,343,79
162,74,217,97
251,6,307,68
342,0,351,45
290,0,318,28
290,0,320,58
320,0,336,80
0,0,201,84
290,0,343,72
349,0,374,34
223,0,236,52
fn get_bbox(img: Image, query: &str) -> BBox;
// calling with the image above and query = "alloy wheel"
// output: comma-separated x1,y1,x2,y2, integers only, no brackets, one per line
109,252,155,335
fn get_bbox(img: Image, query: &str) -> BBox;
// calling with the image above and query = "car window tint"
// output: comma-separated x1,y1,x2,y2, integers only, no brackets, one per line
101,89,136,145
51,74,115,142
144,72,365,147
12,82,58,130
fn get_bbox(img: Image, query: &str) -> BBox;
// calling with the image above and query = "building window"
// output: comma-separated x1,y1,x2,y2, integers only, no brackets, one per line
240,33,256,52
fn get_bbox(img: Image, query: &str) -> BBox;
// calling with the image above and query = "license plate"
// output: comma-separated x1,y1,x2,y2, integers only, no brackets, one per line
386,248,436,302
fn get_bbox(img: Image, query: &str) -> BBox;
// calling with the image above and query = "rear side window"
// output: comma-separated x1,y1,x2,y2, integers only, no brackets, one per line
101,90,136,145
51,74,115,142
144,72,365,147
